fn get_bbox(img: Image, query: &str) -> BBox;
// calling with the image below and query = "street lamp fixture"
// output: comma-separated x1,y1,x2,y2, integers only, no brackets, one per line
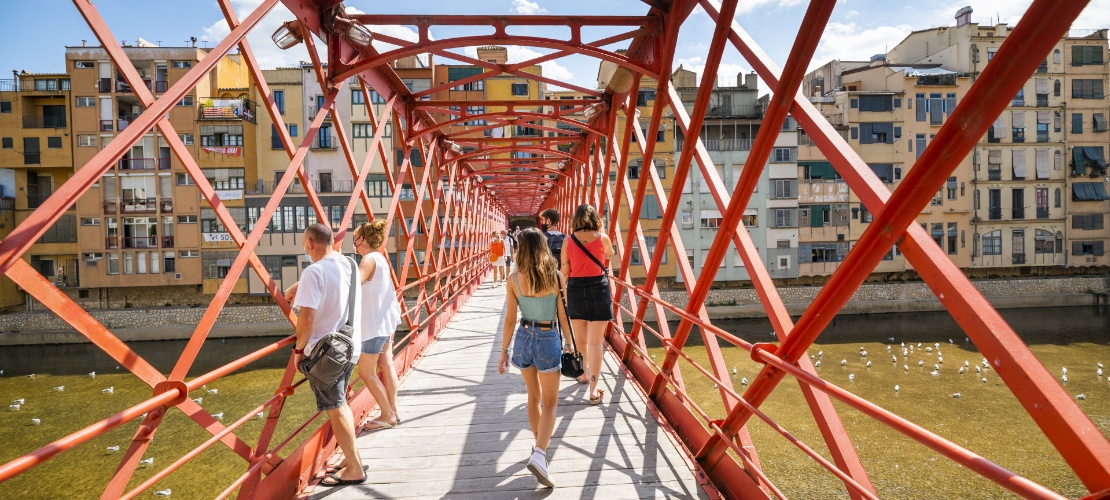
272,20,304,50
334,16,373,49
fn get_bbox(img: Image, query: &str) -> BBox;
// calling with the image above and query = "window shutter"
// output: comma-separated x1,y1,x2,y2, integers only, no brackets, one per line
893,98,901,108
851,127,858,140
1096,241,1106,257
1035,149,1049,179
850,98,858,109
1035,78,1050,94
916,98,926,121
1012,150,1027,178
1073,113,1084,133
1011,111,1026,128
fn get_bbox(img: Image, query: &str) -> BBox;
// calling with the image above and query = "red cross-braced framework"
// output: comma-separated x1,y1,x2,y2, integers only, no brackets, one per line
0,0,1107,498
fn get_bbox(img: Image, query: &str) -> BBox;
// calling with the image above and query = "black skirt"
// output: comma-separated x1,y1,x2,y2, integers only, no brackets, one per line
566,275,614,321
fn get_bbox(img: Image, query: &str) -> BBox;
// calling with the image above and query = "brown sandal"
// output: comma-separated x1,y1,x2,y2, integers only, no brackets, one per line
589,389,605,405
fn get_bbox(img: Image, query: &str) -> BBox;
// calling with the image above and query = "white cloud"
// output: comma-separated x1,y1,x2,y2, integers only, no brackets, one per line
736,0,805,15
501,46,573,82
811,22,913,69
512,0,547,15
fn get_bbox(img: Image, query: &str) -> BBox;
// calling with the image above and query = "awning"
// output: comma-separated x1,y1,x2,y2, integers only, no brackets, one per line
1072,182,1110,201
948,225,958,237
1073,146,1108,173
1095,113,1108,131
1012,150,1027,178
931,226,944,237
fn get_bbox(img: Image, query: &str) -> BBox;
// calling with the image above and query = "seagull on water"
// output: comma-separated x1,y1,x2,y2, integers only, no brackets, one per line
918,360,924,367
894,385,900,392
27,374,35,379
9,404,20,411
1062,375,1068,384
212,412,224,420
903,365,909,371
732,368,737,375
891,355,897,363
155,489,171,497
192,398,203,404
88,371,96,379
889,337,895,343
1077,394,1086,400
814,360,821,367
848,374,855,382
981,377,988,383
139,457,154,466
12,398,24,405
1098,368,1104,377
102,387,114,394
1061,367,1067,375
53,386,64,392
106,446,120,452
959,367,965,374
741,378,749,386
30,418,40,425
930,370,939,377
866,361,872,368
841,359,847,366
952,392,961,398
207,389,218,395
255,412,264,419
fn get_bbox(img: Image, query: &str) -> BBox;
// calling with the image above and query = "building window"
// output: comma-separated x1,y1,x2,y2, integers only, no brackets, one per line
76,96,95,107
175,173,196,186
0,102,11,113
81,217,101,226
352,123,374,138
351,88,364,105
178,134,194,145
1072,113,1084,134
107,253,119,275
272,90,285,114
680,210,692,225
171,61,192,68
180,250,199,258
47,137,62,148
946,176,957,200
982,230,1002,255
771,148,794,162
75,61,94,69
78,135,97,147
203,168,245,190
511,82,529,96
1,137,10,148
1072,45,1105,66
773,179,795,198
200,125,243,147
177,215,198,224
177,95,194,106
1072,79,1105,99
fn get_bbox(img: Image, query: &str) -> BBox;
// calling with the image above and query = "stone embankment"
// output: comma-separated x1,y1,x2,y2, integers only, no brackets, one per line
1,277,1106,345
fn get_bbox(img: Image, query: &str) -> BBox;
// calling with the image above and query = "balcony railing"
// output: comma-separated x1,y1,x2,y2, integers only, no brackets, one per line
105,236,118,249
701,138,753,151
989,208,1002,220
117,115,140,132
916,74,958,86
102,200,117,214
1012,208,1025,219
24,153,41,165
705,104,764,118
27,192,52,208
118,158,167,171
1011,97,1025,107
160,198,173,212
1012,253,1026,265
98,78,112,93
100,120,114,132
1036,95,1049,107
116,79,151,93
1037,208,1050,219
22,116,67,128
247,179,355,195
310,134,337,150
162,236,175,248
154,80,168,92
306,106,333,120
121,236,160,249
1037,132,1049,142
122,198,158,213
198,99,256,124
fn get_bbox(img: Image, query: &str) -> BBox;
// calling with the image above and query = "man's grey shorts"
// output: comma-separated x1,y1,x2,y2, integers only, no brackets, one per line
301,360,356,412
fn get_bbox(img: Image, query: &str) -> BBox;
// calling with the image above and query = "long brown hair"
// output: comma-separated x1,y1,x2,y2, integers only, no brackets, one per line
572,203,602,232
514,227,559,294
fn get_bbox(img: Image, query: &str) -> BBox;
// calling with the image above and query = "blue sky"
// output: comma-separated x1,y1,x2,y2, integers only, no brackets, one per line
2,0,1109,91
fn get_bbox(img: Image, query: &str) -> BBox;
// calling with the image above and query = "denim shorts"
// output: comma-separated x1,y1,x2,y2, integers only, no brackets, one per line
301,360,355,412
361,335,391,355
511,324,562,373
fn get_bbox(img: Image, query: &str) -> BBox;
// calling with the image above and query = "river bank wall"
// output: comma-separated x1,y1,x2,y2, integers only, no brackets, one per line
1,276,1107,345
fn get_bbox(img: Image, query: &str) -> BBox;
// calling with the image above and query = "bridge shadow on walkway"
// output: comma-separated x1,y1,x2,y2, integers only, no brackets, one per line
307,279,708,499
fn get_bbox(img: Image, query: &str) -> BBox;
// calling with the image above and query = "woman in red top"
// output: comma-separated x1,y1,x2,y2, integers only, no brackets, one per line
560,204,614,405
490,231,507,285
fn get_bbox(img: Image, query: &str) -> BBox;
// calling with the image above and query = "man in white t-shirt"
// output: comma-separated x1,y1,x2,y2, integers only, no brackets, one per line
288,223,366,486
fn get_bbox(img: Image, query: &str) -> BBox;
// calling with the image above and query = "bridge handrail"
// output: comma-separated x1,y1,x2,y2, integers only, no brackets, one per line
606,276,1065,500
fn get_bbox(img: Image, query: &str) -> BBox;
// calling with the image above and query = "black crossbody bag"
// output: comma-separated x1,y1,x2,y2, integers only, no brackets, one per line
298,257,359,388
558,276,584,379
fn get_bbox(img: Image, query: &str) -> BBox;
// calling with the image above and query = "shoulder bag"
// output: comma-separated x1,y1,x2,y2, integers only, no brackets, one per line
298,256,359,389
558,276,584,379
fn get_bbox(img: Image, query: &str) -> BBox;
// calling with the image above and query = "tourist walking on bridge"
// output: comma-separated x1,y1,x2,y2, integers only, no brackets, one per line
498,227,573,488
353,219,403,432
489,231,507,285
561,204,614,405
289,223,365,486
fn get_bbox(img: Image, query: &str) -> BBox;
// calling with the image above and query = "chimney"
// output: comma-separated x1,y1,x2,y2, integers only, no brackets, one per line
744,72,757,91
955,6,973,27
81,40,87,47
476,45,508,65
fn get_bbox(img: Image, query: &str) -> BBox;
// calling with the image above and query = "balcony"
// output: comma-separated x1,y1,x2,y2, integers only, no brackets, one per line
1036,95,1049,107
98,78,112,93
102,200,118,214
702,138,753,151
100,119,114,132
1011,97,1025,107
247,179,354,195
307,106,333,120
1012,253,1026,265
121,236,160,249
119,198,158,214
27,192,52,208
198,99,256,124
22,116,67,129
916,74,959,86
115,79,152,93
1012,208,1025,219
154,80,168,93
1037,208,1050,219
160,198,173,212
117,115,140,132
24,153,41,166
162,236,175,248
705,104,764,118
1037,132,1050,143
105,236,118,249
310,134,337,150
989,208,1002,220
118,157,167,171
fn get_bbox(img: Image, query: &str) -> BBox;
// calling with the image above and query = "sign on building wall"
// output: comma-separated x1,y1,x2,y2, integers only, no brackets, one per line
214,189,243,200
203,233,235,242
203,146,242,156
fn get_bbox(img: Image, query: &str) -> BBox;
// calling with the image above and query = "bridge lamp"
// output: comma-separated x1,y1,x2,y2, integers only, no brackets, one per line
272,21,304,50
335,16,373,49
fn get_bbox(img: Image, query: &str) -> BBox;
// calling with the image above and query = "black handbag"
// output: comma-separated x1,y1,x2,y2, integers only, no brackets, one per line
558,281,584,379
298,256,359,388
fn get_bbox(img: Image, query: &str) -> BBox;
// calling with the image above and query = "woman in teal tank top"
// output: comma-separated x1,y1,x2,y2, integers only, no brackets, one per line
497,228,572,488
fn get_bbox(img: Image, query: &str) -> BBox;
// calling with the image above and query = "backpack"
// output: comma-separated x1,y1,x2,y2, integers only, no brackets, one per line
545,230,566,260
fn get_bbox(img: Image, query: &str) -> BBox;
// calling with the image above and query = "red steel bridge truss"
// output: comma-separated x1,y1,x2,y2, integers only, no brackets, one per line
0,0,1108,498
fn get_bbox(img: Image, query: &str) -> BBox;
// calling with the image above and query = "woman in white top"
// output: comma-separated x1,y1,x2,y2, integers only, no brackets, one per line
353,219,403,431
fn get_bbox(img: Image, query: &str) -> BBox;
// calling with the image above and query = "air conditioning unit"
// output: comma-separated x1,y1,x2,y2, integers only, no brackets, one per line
175,273,182,280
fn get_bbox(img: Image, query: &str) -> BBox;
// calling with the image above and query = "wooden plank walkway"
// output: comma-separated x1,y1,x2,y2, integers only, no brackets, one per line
306,280,709,499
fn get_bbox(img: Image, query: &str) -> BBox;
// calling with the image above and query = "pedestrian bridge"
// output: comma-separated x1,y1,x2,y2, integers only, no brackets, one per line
306,282,708,499
0,0,1107,498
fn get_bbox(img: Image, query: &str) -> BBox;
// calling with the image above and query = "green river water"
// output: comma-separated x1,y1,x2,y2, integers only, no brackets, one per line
0,305,1107,499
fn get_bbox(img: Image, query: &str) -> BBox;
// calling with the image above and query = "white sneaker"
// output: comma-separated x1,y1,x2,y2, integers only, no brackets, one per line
527,446,554,488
